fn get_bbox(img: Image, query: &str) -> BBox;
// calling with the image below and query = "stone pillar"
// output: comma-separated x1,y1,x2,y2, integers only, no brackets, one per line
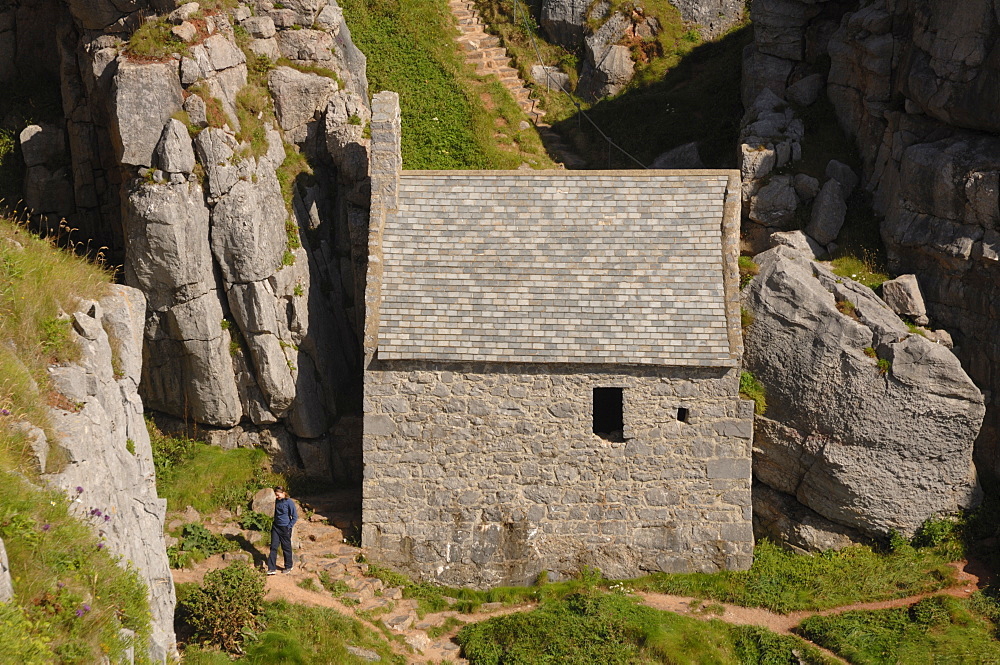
364,91,401,364
721,171,744,364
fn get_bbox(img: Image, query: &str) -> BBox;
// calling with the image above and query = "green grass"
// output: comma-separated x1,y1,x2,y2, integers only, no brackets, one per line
148,420,282,514
797,595,1000,664
739,370,766,415
631,540,957,615
126,19,188,60
338,0,555,169
0,470,152,663
456,590,834,665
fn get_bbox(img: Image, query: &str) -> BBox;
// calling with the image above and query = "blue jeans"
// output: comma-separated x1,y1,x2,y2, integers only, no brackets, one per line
267,525,293,571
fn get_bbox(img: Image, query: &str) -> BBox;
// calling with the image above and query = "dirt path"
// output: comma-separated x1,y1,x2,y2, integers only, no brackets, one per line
172,505,986,664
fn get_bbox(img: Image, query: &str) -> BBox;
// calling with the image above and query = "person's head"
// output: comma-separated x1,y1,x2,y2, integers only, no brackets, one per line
274,486,287,500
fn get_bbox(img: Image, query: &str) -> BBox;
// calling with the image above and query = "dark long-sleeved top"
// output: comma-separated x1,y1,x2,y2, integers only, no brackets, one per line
273,497,298,528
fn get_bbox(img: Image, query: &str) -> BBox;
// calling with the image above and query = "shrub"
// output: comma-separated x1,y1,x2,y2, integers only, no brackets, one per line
739,370,766,415
740,306,754,329
180,560,266,651
239,510,273,532
911,516,959,549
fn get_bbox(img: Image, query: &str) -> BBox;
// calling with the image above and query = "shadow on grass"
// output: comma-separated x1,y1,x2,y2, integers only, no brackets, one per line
552,25,753,169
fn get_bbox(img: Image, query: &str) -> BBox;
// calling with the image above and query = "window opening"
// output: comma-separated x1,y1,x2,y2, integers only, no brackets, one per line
677,407,689,423
593,388,624,440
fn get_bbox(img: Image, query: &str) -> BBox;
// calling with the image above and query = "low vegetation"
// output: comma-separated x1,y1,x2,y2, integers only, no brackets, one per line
338,0,555,169
177,571,403,664
126,19,189,60
0,470,152,663
456,590,835,665
797,594,1000,664
738,255,759,289
148,419,283,515
632,539,956,614
178,561,266,652
739,370,767,415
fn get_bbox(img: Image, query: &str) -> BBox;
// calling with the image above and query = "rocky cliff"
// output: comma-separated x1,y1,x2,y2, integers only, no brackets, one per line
20,285,176,662
740,0,1000,481
2,0,372,482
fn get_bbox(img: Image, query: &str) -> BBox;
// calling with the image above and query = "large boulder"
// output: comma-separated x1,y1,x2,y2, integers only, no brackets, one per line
742,246,983,539
111,59,184,167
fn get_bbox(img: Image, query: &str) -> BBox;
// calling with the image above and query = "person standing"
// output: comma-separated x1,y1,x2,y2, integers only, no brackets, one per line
266,486,298,575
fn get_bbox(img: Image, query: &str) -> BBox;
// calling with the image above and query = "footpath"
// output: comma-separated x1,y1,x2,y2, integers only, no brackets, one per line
172,500,984,664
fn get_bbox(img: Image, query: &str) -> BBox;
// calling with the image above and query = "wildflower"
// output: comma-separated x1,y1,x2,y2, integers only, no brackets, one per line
90,508,102,518
57,582,65,589
97,542,104,550
103,514,111,522
0,408,10,416
75,486,84,494
41,523,51,531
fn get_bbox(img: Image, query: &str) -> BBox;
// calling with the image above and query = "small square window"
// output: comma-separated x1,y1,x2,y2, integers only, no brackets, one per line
677,407,689,423
593,388,623,440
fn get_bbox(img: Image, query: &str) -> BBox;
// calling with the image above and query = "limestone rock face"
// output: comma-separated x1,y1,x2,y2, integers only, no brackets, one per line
753,484,862,554
540,0,590,48
42,286,176,662
324,90,371,182
741,0,1000,475
210,160,287,284
0,536,12,603
111,59,184,167
742,246,984,538
268,66,339,141
805,178,847,245
669,0,745,38
124,179,243,427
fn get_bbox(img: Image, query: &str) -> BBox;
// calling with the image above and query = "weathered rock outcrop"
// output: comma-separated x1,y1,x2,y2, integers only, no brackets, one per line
741,0,1000,478
743,246,983,540
41,285,176,662
0,536,12,603
670,0,745,38
3,0,369,483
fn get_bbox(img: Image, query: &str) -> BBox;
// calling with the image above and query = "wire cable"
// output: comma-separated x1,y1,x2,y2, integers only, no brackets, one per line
512,0,647,169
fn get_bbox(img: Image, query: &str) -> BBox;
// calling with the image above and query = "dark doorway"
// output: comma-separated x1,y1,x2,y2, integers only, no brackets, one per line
593,388,624,440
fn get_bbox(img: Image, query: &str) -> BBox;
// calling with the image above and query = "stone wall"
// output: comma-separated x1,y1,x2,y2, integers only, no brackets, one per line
362,361,754,588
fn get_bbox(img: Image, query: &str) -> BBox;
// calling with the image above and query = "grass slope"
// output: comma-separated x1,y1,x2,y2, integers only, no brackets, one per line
0,215,149,662
0,215,110,471
797,595,1000,664
632,540,957,614
456,591,835,665
338,0,555,169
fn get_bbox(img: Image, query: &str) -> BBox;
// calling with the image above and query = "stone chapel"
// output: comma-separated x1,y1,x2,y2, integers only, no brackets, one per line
361,92,753,588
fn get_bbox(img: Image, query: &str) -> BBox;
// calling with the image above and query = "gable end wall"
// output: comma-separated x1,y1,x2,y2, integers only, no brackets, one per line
362,360,754,588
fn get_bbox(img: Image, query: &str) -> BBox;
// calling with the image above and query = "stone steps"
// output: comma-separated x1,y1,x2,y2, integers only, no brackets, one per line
446,0,586,168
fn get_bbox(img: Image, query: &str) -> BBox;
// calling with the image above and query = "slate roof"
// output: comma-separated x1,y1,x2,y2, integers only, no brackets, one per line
378,171,737,366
